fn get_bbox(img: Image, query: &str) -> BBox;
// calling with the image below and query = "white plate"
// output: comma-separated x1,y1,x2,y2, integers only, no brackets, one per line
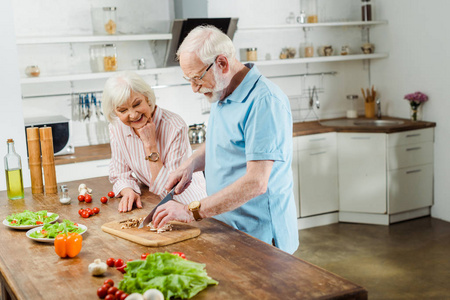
3,212,59,230
26,224,87,243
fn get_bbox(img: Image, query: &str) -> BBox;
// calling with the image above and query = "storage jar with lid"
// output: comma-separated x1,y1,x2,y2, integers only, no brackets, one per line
246,48,257,61
103,7,117,34
361,0,373,21
103,44,117,71
346,95,359,118
301,0,318,23
25,65,40,77
89,45,104,72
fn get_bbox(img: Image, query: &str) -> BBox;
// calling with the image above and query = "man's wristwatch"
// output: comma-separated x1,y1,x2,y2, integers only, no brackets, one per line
188,201,202,221
145,152,159,162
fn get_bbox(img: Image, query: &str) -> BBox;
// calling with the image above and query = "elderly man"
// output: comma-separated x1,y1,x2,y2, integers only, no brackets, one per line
153,25,298,254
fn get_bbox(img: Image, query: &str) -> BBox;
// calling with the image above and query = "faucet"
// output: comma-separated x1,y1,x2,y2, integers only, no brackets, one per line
376,98,381,119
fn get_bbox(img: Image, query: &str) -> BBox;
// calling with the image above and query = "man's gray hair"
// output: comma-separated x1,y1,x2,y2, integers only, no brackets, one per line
176,25,236,65
102,71,156,123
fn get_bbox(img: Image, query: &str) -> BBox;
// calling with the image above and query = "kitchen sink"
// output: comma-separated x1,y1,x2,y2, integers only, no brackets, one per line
320,119,405,127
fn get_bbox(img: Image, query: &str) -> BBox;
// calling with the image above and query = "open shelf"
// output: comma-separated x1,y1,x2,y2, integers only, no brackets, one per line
20,67,177,84
245,53,388,66
16,33,172,45
238,20,388,31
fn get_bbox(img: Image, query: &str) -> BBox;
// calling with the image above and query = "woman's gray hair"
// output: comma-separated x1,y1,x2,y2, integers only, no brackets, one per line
176,25,235,65
102,71,156,123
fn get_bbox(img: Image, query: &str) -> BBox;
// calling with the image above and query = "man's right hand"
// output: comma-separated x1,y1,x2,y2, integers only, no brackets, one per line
118,188,142,212
165,161,195,195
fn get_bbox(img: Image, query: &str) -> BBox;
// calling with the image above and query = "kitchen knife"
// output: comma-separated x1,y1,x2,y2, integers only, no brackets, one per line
138,187,176,229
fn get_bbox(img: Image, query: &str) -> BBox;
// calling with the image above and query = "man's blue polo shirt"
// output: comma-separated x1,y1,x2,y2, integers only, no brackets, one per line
205,64,299,254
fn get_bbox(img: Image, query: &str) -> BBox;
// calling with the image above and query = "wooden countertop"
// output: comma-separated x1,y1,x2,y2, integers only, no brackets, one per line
0,176,367,299
55,117,435,166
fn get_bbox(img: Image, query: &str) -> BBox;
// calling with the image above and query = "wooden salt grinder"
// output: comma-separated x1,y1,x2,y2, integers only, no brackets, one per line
39,127,57,194
26,127,44,194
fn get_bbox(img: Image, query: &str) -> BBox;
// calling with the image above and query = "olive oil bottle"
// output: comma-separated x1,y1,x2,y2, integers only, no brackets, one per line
4,139,24,200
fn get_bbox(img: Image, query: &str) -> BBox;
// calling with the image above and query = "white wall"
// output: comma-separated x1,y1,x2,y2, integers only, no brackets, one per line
0,0,30,191
371,0,450,222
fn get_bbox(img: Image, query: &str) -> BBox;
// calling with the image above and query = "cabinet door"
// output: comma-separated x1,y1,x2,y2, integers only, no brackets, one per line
292,137,300,218
298,146,339,217
388,164,433,214
338,133,387,213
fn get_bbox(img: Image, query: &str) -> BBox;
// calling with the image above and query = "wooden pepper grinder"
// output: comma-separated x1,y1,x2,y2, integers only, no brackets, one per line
39,127,57,194
26,127,44,194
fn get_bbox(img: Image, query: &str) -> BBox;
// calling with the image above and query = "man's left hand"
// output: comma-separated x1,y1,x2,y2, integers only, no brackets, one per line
152,200,193,228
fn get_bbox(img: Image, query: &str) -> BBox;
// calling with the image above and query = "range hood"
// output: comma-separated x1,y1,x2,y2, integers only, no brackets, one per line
164,18,239,67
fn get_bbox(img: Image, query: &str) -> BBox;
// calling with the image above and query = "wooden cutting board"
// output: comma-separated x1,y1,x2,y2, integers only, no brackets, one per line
101,220,201,247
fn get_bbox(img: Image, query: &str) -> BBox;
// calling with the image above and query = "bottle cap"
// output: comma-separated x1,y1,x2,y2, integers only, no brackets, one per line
7,139,13,143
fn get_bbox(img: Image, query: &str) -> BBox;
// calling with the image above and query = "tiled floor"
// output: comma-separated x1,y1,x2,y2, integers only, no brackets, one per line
293,217,450,300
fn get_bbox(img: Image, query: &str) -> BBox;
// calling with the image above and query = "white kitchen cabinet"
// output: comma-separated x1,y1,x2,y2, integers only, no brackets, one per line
292,132,339,222
338,128,434,225
55,159,110,183
338,133,387,214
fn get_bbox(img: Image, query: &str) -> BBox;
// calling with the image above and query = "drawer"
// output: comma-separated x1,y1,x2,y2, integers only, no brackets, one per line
388,164,433,214
388,141,433,170
388,128,434,147
296,132,336,150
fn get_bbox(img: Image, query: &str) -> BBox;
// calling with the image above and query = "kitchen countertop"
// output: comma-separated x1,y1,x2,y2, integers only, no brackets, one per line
0,176,368,299
55,117,435,166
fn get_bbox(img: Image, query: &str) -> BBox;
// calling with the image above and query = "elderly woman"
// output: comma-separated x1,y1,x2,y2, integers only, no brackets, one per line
102,71,207,212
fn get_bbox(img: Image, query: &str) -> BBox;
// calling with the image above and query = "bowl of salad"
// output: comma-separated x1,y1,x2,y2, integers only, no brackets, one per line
3,210,59,230
27,220,87,243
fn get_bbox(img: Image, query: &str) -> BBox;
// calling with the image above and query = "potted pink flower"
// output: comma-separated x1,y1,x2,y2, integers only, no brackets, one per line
404,91,429,121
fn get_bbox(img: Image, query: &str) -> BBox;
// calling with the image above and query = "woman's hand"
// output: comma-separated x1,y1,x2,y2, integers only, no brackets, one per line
137,119,157,148
118,188,142,212
152,200,193,228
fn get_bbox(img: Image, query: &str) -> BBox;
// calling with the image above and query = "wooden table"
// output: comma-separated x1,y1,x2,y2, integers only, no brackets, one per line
0,177,367,299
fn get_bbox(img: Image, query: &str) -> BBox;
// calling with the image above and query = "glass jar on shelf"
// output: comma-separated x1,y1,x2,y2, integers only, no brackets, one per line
361,0,373,21
25,65,40,77
301,0,318,23
89,45,105,72
103,44,117,72
103,7,117,34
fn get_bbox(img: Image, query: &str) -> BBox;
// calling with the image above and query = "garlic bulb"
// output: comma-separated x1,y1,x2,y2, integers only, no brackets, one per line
143,289,164,300
88,259,107,276
126,293,144,300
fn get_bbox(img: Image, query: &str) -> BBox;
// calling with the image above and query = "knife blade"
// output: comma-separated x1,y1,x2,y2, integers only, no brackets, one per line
138,187,176,229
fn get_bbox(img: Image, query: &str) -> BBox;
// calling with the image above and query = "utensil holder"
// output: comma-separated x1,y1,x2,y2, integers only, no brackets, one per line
365,101,376,118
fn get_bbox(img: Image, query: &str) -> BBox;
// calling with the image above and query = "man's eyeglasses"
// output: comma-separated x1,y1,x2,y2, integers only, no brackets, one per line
183,62,214,85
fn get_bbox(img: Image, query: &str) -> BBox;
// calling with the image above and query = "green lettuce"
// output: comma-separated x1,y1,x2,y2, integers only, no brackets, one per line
6,210,58,226
118,252,218,299
29,219,84,238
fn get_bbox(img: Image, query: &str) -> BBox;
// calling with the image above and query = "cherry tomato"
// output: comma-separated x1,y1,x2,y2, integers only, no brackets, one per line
85,208,94,216
100,196,108,204
85,194,92,203
106,258,116,268
73,223,78,226
115,290,124,299
105,295,115,300
81,211,90,218
116,264,127,274
11,220,17,224
107,286,118,295
78,195,85,202
114,258,124,268
104,278,114,286
36,221,43,225
141,253,149,260
78,209,84,216
171,252,186,259
108,191,115,198
41,229,47,235
97,286,108,299
120,293,128,300
93,207,100,214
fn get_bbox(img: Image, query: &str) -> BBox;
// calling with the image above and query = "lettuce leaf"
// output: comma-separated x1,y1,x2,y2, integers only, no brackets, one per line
29,219,84,238
6,210,58,226
118,252,218,299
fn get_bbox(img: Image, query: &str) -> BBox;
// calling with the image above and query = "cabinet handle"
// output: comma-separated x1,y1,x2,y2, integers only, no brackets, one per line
308,138,326,142
350,137,371,140
309,151,327,156
406,169,421,174
96,164,109,168
406,147,421,151
406,133,420,138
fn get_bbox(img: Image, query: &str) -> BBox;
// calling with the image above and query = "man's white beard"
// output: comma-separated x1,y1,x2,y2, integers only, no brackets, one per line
199,67,228,103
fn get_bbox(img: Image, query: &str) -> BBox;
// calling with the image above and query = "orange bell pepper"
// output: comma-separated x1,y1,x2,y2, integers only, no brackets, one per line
54,232,83,258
